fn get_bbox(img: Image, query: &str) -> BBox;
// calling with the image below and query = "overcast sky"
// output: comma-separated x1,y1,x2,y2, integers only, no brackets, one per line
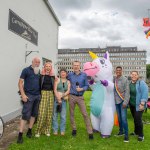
49,0,150,63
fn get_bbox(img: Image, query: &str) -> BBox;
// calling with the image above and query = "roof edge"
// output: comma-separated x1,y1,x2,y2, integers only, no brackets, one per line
43,0,61,26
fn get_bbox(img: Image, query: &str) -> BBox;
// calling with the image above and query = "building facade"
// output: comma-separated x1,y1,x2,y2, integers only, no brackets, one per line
57,46,147,80
0,0,60,122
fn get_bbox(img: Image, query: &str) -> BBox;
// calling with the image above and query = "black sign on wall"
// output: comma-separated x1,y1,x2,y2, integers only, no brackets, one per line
8,9,38,46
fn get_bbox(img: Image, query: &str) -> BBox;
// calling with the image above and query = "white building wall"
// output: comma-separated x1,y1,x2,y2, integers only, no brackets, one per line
0,0,59,122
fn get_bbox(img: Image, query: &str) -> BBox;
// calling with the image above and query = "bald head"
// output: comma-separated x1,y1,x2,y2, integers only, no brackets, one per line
32,57,40,68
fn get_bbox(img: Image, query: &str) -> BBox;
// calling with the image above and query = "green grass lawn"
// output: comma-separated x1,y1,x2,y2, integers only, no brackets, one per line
9,91,150,150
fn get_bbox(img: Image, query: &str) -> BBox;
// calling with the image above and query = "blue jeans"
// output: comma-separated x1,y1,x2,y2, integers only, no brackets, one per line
116,102,128,136
52,99,67,133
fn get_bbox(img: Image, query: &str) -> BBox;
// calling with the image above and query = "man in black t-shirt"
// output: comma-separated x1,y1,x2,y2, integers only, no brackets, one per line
17,57,41,144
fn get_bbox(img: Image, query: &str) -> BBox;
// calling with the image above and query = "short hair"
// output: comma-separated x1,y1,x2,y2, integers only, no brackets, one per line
46,60,52,63
72,61,80,65
116,66,122,70
32,57,40,62
130,70,139,75
59,68,67,74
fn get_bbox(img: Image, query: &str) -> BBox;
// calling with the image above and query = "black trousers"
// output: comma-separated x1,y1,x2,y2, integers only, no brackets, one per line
130,105,144,137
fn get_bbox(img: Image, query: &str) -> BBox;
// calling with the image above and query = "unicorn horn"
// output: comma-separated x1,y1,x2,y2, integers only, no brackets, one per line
89,51,98,60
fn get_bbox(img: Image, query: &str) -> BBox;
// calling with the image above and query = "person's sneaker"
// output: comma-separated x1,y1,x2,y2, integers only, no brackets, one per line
53,132,58,135
17,133,23,144
26,129,32,138
130,132,137,136
72,130,77,136
35,133,40,138
114,132,124,136
61,132,65,136
124,136,129,143
138,136,144,142
89,134,94,140
46,133,50,137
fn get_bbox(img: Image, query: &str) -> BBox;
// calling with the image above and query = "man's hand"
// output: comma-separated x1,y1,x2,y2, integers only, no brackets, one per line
76,87,83,92
139,104,144,111
57,98,62,104
21,94,28,102
122,103,127,109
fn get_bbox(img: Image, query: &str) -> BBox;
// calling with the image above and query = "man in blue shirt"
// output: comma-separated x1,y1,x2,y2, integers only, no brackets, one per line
17,57,41,144
68,61,93,139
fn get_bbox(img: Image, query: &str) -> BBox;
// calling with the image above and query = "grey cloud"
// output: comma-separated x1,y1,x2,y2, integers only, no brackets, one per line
96,0,150,19
51,0,92,10
49,0,92,20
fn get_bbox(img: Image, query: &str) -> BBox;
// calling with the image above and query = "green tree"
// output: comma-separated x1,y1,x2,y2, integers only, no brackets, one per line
146,64,150,79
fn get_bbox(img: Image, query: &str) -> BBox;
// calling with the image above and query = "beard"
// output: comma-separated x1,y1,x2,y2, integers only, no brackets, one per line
34,67,40,74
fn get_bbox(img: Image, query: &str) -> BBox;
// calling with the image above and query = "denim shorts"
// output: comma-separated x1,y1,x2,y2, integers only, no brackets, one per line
22,94,41,120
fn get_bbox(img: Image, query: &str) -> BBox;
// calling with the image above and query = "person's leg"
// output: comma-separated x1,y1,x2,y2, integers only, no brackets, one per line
77,96,93,134
134,111,144,139
130,105,138,135
115,103,123,134
60,100,67,135
17,96,33,143
52,99,59,134
45,91,54,135
120,104,129,142
19,119,26,133
68,95,76,131
29,117,35,129
35,93,46,135
28,95,40,137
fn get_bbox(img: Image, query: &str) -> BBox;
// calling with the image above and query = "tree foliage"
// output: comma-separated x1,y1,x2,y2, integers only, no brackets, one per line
146,64,150,79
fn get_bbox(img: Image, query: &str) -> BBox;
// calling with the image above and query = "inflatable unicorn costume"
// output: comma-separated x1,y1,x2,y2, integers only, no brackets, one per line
83,51,115,138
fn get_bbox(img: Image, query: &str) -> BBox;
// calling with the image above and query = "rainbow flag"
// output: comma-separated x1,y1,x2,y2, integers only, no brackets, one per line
144,28,150,39
114,80,124,101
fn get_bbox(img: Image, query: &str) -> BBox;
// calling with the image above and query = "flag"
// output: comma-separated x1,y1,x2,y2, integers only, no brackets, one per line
143,18,150,27
144,28,150,39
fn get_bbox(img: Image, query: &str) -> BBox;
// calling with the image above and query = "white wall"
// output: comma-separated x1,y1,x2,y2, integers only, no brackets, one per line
0,0,59,122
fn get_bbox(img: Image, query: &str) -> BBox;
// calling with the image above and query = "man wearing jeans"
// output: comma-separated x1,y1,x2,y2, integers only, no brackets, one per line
68,61,93,139
114,66,130,142
17,57,41,144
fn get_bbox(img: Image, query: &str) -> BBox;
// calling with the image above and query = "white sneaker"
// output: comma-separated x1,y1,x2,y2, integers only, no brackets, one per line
35,133,40,138
46,133,50,137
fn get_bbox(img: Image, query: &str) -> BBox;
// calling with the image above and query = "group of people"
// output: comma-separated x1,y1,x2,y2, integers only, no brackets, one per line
17,56,148,144
114,66,148,142
17,58,93,144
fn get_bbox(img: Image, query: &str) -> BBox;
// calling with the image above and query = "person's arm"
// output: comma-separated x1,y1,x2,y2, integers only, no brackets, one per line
54,79,61,103
140,81,148,103
18,79,28,102
18,68,29,102
63,80,71,96
123,78,130,107
81,74,89,91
